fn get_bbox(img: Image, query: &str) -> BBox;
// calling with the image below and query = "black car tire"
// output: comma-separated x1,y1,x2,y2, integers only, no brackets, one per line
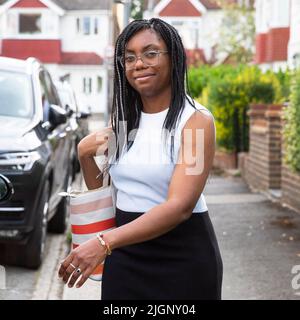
48,166,72,234
20,180,50,269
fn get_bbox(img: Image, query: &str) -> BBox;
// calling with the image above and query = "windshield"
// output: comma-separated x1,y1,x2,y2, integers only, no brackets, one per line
0,70,33,118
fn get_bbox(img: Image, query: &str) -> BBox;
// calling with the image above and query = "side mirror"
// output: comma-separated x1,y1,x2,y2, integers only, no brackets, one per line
49,104,67,127
76,111,91,119
0,174,14,202
65,104,74,118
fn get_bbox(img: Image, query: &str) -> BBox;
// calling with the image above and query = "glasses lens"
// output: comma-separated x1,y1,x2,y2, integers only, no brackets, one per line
124,55,136,69
143,51,159,66
123,52,160,70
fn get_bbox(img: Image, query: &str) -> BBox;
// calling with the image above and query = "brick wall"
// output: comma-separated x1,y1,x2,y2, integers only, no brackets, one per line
282,165,300,212
245,104,283,191
213,150,237,170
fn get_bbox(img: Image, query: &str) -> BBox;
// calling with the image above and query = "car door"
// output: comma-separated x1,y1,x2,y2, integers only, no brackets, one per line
39,70,72,212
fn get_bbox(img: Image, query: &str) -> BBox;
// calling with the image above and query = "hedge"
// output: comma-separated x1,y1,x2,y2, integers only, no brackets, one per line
188,65,290,152
283,70,300,173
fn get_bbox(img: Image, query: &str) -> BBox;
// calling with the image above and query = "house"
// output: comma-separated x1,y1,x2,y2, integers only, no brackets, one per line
0,0,114,115
143,0,222,64
255,0,300,71
142,0,254,65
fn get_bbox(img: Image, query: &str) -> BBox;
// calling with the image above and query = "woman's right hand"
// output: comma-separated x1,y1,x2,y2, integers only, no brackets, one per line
77,126,113,160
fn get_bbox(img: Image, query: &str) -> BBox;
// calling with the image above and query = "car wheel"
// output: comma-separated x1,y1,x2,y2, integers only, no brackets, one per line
20,180,50,269
48,166,72,234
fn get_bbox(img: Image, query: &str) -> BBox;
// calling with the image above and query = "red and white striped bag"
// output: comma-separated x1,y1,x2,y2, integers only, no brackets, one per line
59,174,116,281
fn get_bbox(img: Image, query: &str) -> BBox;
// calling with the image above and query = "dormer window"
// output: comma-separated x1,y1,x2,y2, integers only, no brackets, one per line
19,14,41,34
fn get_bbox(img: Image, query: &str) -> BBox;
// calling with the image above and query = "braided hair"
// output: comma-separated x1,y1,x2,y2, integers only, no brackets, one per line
106,18,196,174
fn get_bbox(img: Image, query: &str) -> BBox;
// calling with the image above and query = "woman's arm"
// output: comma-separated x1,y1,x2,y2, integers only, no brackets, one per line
78,155,103,190
77,126,112,190
104,110,215,250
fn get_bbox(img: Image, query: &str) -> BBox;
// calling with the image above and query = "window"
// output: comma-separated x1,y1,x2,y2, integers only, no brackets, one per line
77,17,100,35
171,20,184,26
94,18,98,34
97,76,102,93
83,77,92,94
19,14,41,34
83,17,90,35
0,70,33,118
76,17,81,33
39,72,51,122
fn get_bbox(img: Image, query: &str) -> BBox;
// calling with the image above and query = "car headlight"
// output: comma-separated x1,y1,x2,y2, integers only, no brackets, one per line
0,151,41,171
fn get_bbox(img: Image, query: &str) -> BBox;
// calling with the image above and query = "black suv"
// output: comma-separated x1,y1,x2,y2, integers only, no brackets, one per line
0,57,76,269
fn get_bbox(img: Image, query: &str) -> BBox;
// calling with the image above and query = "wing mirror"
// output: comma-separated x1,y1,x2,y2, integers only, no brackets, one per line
49,104,67,127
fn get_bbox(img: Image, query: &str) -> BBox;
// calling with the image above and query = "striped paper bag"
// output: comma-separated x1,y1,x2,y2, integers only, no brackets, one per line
60,176,116,281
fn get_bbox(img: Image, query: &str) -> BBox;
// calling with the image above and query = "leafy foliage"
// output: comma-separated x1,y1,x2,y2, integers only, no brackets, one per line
188,65,290,152
283,70,300,172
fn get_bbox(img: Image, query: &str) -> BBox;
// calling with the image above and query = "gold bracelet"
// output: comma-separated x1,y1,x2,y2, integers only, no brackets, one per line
96,233,112,256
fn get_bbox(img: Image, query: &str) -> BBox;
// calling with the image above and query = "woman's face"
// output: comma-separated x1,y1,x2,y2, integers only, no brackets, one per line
124,28,171,98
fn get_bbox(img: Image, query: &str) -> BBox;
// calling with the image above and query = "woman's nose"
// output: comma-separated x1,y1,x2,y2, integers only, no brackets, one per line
134,57,146,69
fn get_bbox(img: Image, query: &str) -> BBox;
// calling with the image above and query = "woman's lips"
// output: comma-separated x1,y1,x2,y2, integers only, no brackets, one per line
134,74,155,82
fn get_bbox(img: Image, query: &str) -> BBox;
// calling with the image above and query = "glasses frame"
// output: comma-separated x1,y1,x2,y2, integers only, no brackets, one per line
118,50,169,70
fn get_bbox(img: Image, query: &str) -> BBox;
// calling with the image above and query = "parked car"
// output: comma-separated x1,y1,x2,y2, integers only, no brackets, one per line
54,80,91,180
0,57,76,269
0,174,13,203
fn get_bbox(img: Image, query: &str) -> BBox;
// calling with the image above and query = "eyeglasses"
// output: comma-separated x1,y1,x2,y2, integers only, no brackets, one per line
119,50,168,70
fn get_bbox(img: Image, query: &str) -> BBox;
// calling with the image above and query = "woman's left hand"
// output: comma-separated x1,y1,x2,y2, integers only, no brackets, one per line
58,237,107,288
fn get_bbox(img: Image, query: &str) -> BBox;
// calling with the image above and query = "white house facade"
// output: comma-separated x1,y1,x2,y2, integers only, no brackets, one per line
0,0,113,114
143,0,224,63
254,0,300,71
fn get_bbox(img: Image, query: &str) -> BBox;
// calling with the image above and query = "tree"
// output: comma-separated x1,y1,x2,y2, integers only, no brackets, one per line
131,0,144,20
216,2,255,64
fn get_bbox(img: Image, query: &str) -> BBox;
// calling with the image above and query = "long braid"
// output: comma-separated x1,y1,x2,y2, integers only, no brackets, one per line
106,18,196,172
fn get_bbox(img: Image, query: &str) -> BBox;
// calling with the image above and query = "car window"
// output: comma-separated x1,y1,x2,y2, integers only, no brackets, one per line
44,71,62,107
39,71,51,122
0,70,33,118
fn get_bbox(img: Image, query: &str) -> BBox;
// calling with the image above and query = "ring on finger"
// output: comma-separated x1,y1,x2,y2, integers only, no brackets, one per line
70,263,77,270
76,267,82,274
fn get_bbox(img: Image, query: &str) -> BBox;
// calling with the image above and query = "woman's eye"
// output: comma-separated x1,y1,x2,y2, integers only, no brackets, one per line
145,51,158,58
125,56,135,62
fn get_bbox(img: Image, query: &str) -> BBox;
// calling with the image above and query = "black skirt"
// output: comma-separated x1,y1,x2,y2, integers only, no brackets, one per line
101,207,223,300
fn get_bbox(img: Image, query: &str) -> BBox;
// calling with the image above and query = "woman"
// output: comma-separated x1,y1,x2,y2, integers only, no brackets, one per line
58,18,223,300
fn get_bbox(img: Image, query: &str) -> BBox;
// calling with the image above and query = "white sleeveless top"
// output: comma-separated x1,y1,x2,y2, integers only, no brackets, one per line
109,96,211,213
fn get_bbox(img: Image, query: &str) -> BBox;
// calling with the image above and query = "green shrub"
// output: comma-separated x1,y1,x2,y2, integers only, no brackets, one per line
190,65,288,152
271,68,292,103
200,67,274,152
188,64,245,98
283,70,300,173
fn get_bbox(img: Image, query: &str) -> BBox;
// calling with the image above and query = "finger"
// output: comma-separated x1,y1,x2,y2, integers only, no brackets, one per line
67,264,86,288
62,263,79,284
61,257,79,283
58,253,74,278
76,268,93,288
